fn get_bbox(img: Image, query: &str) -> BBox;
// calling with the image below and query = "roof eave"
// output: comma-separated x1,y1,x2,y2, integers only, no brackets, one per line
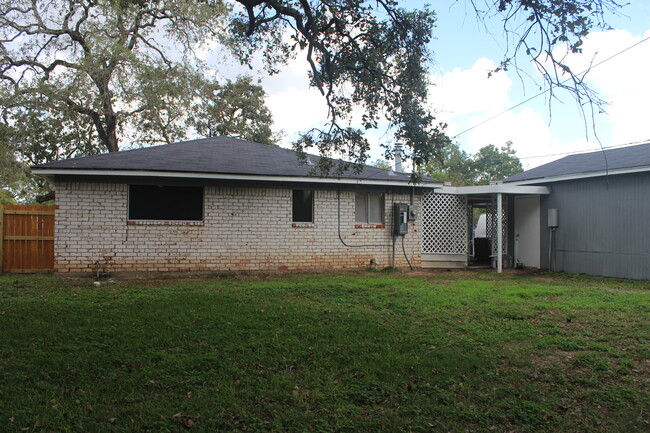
437,184,550,195
32,168,442,188
502,164,650,185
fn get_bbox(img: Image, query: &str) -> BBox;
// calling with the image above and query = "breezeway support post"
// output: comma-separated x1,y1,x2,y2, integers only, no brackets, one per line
497,193,503,274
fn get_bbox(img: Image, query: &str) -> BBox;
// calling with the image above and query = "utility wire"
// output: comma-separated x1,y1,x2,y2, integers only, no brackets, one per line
452,35,650,139
317,37,650,180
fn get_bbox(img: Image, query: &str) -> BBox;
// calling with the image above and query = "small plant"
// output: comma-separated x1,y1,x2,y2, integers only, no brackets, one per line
92,256,112,280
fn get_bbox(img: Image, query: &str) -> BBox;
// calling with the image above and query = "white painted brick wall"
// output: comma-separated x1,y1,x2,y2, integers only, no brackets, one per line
54,182,422,273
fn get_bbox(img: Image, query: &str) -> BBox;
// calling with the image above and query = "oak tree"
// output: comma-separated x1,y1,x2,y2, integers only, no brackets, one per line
472,141,523,185
1,0,627,177
425,141,523,186
193,76,279,146
0,0,229,153
229,0,623,171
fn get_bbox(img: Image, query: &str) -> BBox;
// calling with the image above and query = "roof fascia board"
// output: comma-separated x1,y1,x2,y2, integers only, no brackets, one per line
438,184,550,195
504,165,650,185
33,168,442,189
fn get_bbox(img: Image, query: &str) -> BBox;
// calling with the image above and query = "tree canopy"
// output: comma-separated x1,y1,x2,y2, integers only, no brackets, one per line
426,141,523,186
0,0,627,190
229,0,447,173
0,0,280,201
228,0,623,171
0,0,232,153
0,123,27,200
193,76,279,146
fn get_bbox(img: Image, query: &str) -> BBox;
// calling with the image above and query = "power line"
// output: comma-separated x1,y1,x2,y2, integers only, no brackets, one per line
451,35,650,139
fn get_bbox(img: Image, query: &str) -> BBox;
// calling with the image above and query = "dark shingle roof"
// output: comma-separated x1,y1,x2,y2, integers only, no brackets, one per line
503,142,650,183
33,136,437,184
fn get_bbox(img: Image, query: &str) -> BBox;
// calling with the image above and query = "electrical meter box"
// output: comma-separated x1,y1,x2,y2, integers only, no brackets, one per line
393,203,409,235
408,205,418,221
548,208,559,228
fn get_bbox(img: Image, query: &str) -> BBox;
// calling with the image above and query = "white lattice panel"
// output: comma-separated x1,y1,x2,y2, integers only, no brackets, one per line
467,203,474,255
421,192,468,254
486,196,508,255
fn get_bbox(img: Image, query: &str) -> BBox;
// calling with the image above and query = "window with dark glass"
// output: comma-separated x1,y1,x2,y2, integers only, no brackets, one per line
128,185,203,221
292,189,313,222
355,192,384,223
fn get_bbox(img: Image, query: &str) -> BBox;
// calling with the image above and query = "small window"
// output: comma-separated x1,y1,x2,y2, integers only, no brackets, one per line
128,185,203,221
292,190,313,222
355,192,384,223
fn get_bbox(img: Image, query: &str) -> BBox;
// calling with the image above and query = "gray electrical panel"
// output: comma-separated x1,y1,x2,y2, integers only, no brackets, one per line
393,203,409,235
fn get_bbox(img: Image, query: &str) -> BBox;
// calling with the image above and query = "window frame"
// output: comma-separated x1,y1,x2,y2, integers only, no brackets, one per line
355,191,385,224
127,184,205,222
292,189,314,223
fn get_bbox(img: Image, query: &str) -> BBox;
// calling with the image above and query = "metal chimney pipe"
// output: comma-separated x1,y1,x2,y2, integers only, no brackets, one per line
394,144,403,173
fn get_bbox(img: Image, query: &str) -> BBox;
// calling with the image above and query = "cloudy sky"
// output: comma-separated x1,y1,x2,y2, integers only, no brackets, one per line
208,1,650,169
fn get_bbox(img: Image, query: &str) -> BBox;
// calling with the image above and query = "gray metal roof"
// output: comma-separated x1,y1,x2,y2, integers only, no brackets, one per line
33,136,439,185
503,142,650,183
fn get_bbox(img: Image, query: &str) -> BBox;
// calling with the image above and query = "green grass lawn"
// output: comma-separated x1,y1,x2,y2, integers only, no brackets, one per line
0,271,648,432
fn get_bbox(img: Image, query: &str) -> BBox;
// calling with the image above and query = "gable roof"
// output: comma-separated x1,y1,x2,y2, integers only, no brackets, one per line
503,142,650,184
33,136,440,187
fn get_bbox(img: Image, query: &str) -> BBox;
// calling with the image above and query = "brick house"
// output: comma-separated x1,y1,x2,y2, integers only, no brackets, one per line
33,137,440,274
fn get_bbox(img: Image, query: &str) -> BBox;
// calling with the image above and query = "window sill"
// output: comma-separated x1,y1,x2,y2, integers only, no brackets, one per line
127,220,204,226
354,224,386,229
292,222,315,228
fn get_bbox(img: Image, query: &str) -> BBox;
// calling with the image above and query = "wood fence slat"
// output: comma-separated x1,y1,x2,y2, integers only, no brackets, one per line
0,205,55,273
4,236,54,241
3,211,56,216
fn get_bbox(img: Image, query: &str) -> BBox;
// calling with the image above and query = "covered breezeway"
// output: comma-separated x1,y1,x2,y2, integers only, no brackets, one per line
421,184,550,272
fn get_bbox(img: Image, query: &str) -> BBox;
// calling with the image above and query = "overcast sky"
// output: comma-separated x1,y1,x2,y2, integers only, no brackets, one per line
205,1,650,169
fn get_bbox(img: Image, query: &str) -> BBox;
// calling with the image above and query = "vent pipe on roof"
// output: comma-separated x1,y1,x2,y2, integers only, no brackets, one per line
394,144,403,173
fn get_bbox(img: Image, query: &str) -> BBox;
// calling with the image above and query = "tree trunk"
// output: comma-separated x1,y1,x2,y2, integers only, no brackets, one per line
99,72,119,153
104,113,119,152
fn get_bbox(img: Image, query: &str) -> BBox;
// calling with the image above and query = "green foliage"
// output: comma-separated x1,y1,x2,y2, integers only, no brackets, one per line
425,140,523,185
0,105,96,202
229,1,450,173
0,124,25,189
0,120,40,202
0,0,230,153
472,142,524,184
229,0,623,172
0,0,282,200
5,108,98,165
0,188,16,204
370,158,392,170
0,0,627,181
0,272,648,432
126,63,210,146
193,76,279,146
425,141,475,186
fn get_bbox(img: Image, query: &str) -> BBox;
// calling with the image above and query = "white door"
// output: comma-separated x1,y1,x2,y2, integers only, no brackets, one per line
514,196,540,268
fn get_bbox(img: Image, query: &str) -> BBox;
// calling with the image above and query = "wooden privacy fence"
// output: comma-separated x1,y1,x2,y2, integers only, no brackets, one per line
0,205,55,273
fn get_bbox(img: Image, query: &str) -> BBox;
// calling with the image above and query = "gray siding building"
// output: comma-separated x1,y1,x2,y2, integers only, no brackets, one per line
502,143,650,280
